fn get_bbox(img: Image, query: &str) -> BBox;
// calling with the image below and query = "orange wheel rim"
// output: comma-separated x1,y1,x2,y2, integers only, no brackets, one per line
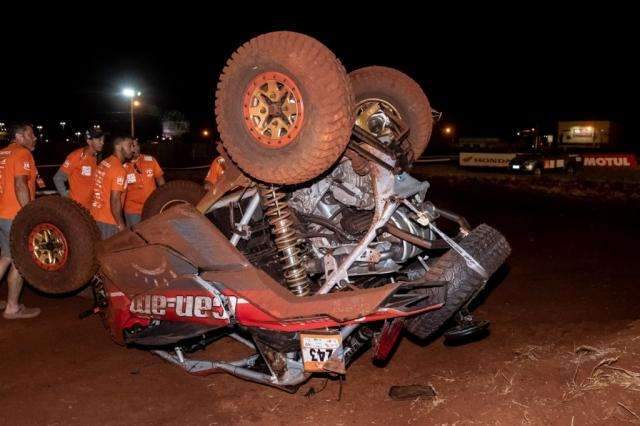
28,223,69,271
242,72,304,148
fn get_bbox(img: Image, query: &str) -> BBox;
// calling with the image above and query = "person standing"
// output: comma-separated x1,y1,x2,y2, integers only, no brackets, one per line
89,135,134,239
53,128,105,209
0,123,41,319
123,139,165,226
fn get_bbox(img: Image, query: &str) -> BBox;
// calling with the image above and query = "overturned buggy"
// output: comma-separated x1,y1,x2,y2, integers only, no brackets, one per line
10,32,510,391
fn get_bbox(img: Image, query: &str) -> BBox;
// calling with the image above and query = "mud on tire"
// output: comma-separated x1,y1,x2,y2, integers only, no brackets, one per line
405,224,511,339
10,196,100,294
141,180,206,220
215,31,354,185
349,66,433,160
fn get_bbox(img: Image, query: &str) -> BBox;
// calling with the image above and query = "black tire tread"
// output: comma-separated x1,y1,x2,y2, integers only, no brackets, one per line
405,224,511,339
216,31,354,184
141,180,206,220
10,196,100,294
349,66,433,159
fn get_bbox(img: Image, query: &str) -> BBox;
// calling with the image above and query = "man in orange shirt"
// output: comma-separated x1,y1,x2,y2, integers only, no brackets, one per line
0,123,40,319
124,139,165,226
204,155,225,191
89,135,134,239
53,128,105,209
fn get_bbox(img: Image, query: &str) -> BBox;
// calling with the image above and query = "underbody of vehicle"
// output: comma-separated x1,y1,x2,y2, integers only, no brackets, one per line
10,31,510,392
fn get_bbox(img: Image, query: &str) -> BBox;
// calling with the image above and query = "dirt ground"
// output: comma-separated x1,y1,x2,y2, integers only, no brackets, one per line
1,176,639,425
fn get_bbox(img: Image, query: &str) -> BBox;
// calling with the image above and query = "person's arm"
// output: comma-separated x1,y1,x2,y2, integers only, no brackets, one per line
110,190,126,231
110,170,127,231
14,175,31,207
204,181,213,192
13,151,35,206
153,158,165,187
53,169,69,196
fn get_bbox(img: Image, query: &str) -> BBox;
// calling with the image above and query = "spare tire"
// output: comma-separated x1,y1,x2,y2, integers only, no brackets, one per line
141,180,206,220
10,196,100,294
349,66,433,160
215,31,354,185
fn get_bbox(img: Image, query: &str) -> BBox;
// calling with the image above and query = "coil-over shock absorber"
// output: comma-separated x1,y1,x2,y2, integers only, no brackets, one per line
259,185,311,296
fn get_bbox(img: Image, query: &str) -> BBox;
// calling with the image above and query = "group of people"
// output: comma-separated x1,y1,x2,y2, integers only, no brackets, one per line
53,129,165,238
0,123,225,319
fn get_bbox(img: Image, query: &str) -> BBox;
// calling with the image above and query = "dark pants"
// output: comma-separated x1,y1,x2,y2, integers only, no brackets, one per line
96,221,118,240
125,213,141,228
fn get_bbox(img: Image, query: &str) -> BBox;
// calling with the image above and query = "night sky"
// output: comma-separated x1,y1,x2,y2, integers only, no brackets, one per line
1,8,635,144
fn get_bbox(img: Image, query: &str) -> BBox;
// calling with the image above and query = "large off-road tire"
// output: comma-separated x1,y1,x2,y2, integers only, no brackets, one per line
141,180,206,220
215,31,354,185
349,66,433,160
10,196,100,294
405,224,511,339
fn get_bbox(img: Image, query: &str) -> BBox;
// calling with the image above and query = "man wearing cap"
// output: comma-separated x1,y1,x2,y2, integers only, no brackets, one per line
0,123,41,319
89,135,134,239
53,128,105,209
123,139,165,227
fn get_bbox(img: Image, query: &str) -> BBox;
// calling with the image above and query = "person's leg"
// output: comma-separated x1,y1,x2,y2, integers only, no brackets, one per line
2,264,40,318
0,219,13,309
97,222,118,240
5,266,23,311
125,213,141,228
0,219,11,280
0,219,40,319
0,257,10,310
0,257,11,283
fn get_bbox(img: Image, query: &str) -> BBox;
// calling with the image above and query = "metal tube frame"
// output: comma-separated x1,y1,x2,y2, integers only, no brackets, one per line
316,148,400,295
204,187,258,214
229,193,261,246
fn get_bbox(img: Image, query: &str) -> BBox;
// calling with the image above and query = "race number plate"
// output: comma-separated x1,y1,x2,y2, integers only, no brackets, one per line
300,332,344,372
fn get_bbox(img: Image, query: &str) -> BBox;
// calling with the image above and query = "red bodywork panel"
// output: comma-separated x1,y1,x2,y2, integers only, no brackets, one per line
96,205,443,343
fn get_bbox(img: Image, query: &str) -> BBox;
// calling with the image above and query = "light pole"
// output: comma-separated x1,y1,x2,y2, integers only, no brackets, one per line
122,88,141,137
443,125,455,148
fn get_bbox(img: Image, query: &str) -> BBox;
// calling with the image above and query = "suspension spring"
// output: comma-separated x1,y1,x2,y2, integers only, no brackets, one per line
259,184,311,296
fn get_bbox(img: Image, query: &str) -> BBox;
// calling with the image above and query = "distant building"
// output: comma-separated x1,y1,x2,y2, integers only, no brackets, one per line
558,121,620,148
162,111,190,140
0,122,7,143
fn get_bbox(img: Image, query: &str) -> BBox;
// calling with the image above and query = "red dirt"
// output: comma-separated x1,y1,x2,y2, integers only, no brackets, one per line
1,179,639,425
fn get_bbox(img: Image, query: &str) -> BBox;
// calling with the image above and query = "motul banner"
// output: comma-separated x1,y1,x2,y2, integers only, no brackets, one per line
459,152,517,168
582,153,637,168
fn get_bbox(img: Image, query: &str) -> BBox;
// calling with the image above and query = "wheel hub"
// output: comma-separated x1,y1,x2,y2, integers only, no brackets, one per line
28,223,68,271
243,72,304,148
355,99,401,139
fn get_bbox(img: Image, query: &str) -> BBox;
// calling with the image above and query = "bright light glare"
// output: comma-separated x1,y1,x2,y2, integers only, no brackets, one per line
122,88,135,98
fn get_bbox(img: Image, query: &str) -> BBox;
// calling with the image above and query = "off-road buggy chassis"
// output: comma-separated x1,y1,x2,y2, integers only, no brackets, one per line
9,32,510,392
